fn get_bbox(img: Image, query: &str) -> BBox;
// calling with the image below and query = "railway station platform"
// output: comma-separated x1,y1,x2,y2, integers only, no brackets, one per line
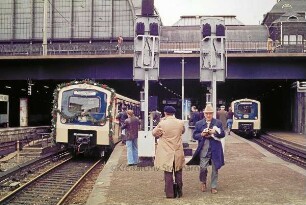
86,132,306,205
265,131,306,150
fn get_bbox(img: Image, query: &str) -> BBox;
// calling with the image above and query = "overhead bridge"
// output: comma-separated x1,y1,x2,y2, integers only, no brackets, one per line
0,52,305,80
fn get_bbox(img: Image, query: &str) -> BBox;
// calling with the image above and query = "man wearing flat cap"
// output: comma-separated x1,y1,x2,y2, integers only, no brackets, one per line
152,106,185,198
187,104,225,194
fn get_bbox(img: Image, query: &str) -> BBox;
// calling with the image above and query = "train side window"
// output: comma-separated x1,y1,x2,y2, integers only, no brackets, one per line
0,101,7,114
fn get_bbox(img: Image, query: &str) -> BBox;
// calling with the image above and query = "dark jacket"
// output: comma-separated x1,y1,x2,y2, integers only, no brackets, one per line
116,111,128,126
189,111,201,126
187,118,225,170
121,116,140,140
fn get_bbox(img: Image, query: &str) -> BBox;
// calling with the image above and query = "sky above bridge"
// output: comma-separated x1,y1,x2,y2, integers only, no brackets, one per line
155,0,276,26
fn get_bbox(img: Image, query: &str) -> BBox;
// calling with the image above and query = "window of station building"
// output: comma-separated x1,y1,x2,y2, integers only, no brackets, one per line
93,0,112,38
15,2,32,40
0,0,12,40
53,0,71,39
289,35,297,45
297,35,303,45
283,35,289,45
33,0,44,39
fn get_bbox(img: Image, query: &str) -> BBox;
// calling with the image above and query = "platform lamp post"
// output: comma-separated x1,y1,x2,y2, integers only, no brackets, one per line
133,0,160,165
174,50,192,120
42,0,48,56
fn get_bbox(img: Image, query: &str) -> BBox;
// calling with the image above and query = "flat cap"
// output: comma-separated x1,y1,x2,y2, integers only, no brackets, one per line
164,106,176,114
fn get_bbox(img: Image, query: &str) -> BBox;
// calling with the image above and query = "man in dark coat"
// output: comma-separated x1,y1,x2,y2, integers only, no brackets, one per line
116,106,128,144
189,106,201,126
187,104,225,194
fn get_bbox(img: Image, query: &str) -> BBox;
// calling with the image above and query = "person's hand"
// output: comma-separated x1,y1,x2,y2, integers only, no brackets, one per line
208,128,216,135
201,128,210,137
156,128,164,137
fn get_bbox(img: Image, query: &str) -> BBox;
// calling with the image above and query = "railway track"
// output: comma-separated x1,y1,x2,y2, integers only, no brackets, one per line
0,157,102,205
252,134,306,169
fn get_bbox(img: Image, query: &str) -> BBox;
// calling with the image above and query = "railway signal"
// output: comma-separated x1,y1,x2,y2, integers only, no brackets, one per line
200,17,226,116
133,0,160,161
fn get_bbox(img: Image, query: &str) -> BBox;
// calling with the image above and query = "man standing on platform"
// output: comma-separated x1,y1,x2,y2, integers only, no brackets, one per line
152,106,185,198
217,105,228,131
226,106,234,135
187,104,225,194
116,106,128,145
121,110,140,166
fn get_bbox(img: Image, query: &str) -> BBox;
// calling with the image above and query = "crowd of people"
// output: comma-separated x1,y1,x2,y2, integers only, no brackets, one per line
117,103,234,198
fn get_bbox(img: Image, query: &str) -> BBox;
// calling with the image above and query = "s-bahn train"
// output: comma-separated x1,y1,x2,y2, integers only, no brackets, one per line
51,80,140,156
231,98,261,137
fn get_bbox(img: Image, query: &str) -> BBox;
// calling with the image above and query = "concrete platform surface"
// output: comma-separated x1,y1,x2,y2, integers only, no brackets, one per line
87,133,306,205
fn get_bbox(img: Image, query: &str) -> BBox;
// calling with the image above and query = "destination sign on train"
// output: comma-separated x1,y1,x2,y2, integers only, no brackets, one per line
74,91,96,96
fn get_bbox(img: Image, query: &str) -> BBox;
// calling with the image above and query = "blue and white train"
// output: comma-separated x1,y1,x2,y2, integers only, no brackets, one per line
231,98,261,137
52,81,140,156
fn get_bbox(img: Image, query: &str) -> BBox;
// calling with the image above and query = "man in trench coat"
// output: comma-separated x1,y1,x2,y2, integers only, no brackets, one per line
187,104,225,194
152,106,185,198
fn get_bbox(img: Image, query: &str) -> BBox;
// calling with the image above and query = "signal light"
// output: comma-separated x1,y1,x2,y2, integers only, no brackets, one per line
27,85,32,96
136,22,145,36
202,23,211,40
216,24,225,41
149,22,159,36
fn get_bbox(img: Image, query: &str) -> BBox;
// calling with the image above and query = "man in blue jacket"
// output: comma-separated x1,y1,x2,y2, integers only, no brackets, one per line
187,104,225,194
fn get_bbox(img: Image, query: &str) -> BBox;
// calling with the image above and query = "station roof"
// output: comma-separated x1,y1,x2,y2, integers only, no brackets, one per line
161,25,268,42
172,15,244,26
269,0,306,13
273,12,306,23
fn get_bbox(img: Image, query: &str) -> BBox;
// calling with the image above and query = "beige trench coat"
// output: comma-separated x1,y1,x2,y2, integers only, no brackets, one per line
152,116,185,172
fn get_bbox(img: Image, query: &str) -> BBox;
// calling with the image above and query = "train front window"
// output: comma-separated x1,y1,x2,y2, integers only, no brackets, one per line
237,104,252,115
61,89,107,125
68,97,100,114
234,102,258,120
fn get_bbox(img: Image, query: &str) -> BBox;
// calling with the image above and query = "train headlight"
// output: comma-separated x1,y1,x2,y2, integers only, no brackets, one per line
255,117,258,119
60,117,67,124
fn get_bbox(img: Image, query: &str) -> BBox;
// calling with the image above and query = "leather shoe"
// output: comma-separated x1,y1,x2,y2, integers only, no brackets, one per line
200,183,207,192
177,186,183,198
211,188,218,194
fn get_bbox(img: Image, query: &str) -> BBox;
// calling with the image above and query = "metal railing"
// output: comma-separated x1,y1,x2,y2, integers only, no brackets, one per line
0,40,305,56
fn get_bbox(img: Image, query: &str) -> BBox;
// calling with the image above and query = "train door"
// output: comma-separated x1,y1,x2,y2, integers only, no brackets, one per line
0,94,9,127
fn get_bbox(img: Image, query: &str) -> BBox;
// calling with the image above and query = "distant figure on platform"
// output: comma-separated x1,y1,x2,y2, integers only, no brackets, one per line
189,106,201,127
187,104,225,194
116,35,124,54
152,106,185,198
151,109,161,126
116,106,128,144
226,107,234,135
121,110,140,166
217,105,228,131
267,37,273,53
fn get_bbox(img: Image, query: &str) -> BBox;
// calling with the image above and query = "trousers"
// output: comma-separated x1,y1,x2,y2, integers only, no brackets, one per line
164,169,182,198
126,138,138,165
200,157,218,189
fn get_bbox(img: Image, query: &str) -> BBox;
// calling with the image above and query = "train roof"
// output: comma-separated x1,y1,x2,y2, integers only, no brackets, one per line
56,82,140,105
231,98,261,104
